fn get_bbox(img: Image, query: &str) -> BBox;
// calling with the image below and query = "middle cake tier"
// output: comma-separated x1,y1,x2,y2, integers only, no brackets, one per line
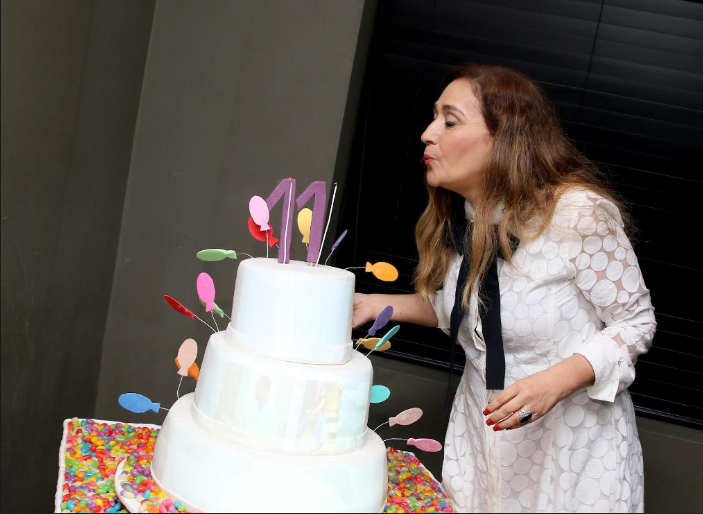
193,331,373,455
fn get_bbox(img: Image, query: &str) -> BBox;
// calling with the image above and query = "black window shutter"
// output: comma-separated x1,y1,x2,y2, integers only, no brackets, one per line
336,0,703,428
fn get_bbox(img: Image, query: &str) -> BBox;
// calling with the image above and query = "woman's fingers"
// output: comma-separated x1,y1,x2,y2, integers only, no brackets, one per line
485,395,525,430
484,386,519,418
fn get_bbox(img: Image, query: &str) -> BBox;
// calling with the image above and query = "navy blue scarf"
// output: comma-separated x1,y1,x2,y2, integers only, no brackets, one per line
446,218,519,402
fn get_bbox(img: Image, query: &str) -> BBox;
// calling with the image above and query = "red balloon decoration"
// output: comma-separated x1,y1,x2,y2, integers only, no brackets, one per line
163,295,195,319
248,217,279,247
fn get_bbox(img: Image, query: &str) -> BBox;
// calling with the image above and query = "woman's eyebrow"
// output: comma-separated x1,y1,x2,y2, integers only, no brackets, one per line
433,103,466,117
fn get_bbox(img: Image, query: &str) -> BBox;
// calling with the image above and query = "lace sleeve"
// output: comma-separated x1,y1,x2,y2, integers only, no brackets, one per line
430,287,451,335
558,190,657,402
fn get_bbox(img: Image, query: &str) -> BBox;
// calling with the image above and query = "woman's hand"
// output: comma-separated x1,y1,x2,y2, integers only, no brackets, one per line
352,293,379,329
483,354,595,430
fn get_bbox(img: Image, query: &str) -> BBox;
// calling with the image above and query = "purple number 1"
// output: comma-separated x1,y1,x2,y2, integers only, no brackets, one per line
266,178,296,263
265,179,328,264
296,181,327,263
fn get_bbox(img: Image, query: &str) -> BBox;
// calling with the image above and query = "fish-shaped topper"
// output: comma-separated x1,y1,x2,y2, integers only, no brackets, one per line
368,305,393,337
118,393,160,414
330,229,348,252
297,208,312,244
174,357,200,380
373,325,399,351
389,408,423,427
370,385,391,404
249,196,271,231
248,218,279,247
196,273,216,312
366,262,399,282
176,338,198,376
358,337,391,352
196,249,238,262
407,438,442,452
200,299,225,318
163,295,194,319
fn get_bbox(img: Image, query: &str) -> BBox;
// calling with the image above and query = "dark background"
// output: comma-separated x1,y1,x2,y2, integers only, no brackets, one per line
339,0,703,427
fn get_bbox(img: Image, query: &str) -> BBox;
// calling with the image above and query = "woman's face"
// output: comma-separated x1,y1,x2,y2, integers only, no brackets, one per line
421,79,493,202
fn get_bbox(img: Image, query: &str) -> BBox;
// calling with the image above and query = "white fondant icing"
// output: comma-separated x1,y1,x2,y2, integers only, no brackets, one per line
193,332,372,455
229,258,354,364
152,394,387,513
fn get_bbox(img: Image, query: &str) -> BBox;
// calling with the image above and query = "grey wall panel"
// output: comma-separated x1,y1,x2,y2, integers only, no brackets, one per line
1,0,155,511
94,0,372,426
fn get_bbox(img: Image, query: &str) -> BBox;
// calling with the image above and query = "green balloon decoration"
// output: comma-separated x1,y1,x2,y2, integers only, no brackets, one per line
200,299,226,318
197,249,238,261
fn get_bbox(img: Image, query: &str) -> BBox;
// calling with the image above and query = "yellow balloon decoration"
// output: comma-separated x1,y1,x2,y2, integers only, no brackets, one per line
356,337,392,352
365,262,399,282
297,208,312,244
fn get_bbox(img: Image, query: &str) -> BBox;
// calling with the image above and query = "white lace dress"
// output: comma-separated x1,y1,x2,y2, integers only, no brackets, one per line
430,188,656,513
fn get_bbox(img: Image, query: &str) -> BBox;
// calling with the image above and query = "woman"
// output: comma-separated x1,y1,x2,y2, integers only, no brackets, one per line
353,64,656,512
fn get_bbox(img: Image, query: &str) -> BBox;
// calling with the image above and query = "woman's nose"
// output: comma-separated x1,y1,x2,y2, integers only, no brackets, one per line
421,121,437,145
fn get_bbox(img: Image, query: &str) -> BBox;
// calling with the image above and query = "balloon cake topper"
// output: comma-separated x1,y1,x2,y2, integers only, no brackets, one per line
119,178,436,456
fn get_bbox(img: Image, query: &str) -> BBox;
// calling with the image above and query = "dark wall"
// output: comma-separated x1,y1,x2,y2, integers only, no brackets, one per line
340,0,703,427
93,0,375,425
0,1,155,511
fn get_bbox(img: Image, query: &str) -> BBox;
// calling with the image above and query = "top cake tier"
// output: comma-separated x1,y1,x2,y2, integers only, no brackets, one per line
228,258,355,364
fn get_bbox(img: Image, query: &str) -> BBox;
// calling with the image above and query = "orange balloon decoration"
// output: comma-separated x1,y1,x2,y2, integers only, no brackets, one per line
356,337,391,352
174,357,200,380
365,262,399,282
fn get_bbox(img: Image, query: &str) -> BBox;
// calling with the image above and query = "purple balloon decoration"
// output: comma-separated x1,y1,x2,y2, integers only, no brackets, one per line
330,229,348,253
407,438,442,452
368,305,393,337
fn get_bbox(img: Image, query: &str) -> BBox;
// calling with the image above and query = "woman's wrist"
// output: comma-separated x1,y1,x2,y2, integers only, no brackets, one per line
366,294,386,320
548,354,596,401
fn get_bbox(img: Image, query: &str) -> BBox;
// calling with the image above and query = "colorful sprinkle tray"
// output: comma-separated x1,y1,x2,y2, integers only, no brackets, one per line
55,418,457,513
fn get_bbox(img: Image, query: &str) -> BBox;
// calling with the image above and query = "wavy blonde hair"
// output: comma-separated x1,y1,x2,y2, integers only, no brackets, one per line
414,64,632,309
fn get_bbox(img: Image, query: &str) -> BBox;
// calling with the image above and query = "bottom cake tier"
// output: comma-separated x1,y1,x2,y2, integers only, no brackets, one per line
151,393,388,513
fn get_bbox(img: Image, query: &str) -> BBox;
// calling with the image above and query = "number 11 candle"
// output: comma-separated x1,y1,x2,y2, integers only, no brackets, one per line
265,179,328,264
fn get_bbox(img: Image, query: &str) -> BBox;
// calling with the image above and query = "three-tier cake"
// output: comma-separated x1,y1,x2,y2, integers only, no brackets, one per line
151,258,388,512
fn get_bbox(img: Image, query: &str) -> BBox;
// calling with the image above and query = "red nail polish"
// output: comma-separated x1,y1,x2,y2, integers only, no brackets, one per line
493,425,501,431
483,408,491,415
486,419,495,426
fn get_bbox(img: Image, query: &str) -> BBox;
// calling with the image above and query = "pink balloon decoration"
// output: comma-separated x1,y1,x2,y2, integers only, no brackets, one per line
196,272,216,312
249,196,271,231
176,338,198,376
389,407,423,427
407,438,442,452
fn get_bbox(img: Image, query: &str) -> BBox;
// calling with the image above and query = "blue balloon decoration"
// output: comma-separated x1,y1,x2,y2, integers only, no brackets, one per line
118,393,160,414
374,325,400,350
370,385,391,404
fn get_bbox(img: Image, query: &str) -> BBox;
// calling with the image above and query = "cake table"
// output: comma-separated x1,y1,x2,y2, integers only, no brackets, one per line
55,418,458,513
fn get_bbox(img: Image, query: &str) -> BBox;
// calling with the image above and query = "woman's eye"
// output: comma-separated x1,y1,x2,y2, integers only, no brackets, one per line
445,120,456,127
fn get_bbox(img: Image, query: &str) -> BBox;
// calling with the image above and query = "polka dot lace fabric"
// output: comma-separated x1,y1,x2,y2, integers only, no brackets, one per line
431,188,656,512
